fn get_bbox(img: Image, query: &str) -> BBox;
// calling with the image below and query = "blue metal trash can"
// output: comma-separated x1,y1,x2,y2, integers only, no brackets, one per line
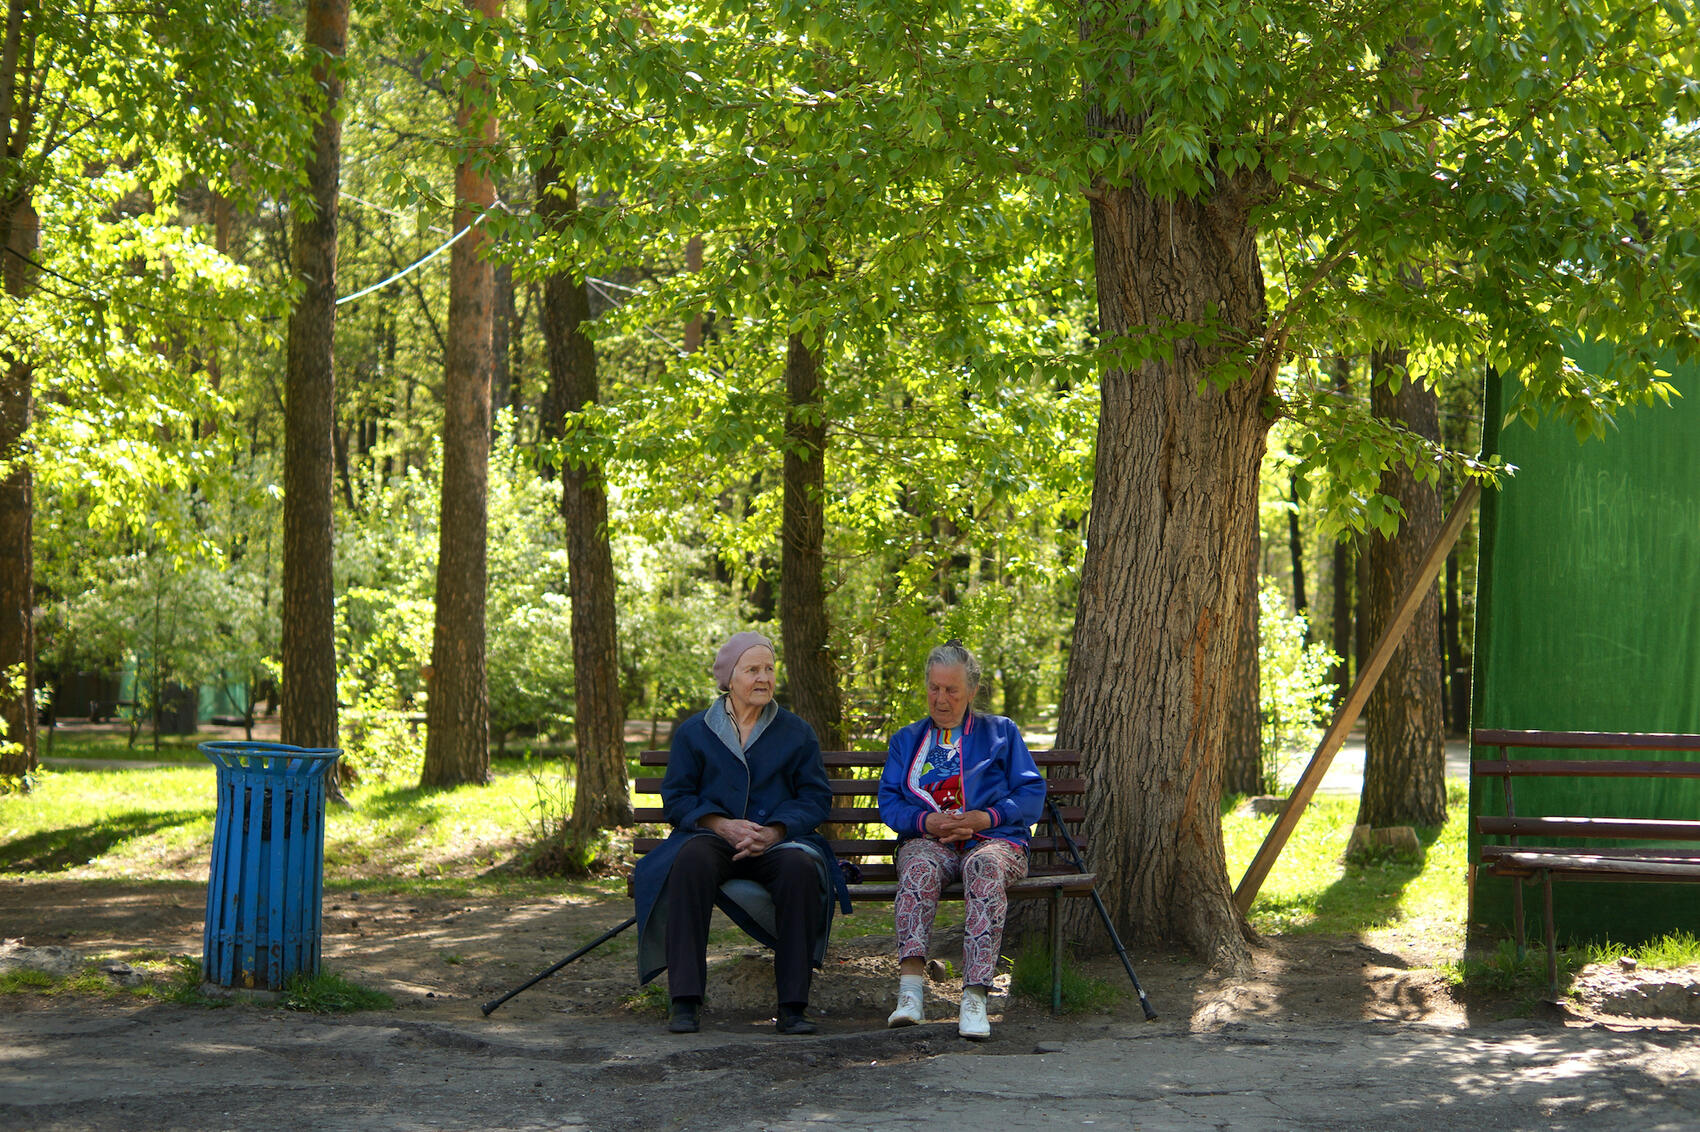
200,741,341,989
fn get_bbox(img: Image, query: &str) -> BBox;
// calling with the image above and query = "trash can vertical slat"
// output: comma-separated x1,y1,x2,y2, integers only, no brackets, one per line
216,766,246,986
200,742,340,990
203,767,235,985
266,760,288,987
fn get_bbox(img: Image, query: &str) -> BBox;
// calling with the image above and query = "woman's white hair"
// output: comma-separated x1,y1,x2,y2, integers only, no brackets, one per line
924,639,981,690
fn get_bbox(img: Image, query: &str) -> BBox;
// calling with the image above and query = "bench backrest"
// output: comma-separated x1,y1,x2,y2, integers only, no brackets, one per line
1471,728,1700,845
633,748,1087,884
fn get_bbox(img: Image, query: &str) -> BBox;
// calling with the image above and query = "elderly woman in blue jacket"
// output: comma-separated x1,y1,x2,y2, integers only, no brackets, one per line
878,640,1046,1039
631,631,848,1036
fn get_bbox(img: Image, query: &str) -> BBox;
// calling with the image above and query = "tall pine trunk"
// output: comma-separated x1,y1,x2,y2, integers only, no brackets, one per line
0,192,37,779
422,0,501,787
780,333,843,748
1059,78,1271,963
280,0,349,758
535,163,631,833
1358,346,1446,827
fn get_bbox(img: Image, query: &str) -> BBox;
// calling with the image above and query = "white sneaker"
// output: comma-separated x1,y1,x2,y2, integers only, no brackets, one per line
887,985,924,1027
958,987,990,1040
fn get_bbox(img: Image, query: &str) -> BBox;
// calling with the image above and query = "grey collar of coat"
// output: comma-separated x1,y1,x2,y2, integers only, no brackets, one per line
705,693,778,762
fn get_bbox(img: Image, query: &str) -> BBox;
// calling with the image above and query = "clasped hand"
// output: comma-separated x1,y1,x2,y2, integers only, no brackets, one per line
704,816,783,859
925,809,991,843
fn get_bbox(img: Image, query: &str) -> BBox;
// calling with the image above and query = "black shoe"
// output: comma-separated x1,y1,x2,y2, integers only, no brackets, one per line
668,999,700,1033
775,1005,817,1035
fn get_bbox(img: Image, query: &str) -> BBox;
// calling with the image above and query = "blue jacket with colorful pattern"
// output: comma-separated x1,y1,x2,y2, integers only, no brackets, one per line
877,711,1046,847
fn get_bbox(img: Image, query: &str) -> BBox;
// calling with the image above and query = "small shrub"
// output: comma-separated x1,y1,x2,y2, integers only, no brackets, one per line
1008,940,1121,1013
1634,931,1700,970
621,981,669,1016
515,761,610,876
0,969,56,992
1257,583,1340,794
281,971,394,1014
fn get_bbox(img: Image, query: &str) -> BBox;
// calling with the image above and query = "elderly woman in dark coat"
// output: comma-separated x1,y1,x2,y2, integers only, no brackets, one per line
631,631,848,1035
878,640,1045,1039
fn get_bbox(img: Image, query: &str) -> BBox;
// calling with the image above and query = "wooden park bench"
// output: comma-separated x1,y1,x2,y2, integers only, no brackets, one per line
1472,728,1700,996
634,747,1101,1013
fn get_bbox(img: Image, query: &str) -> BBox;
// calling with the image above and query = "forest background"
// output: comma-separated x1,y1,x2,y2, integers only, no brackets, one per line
2,0,1696,966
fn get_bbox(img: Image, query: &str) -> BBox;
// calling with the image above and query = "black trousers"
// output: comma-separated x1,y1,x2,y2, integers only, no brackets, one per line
665,834,821,1006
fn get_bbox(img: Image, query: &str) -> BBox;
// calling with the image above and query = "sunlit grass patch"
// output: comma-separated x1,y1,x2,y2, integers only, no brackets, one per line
40,730,207,764
1223,780,1469,950
1,760,584,887
281,970,395,1014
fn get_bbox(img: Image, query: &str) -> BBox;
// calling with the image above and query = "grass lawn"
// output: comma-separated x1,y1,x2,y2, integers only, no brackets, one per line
0,752,630,894
1223,781,1471,955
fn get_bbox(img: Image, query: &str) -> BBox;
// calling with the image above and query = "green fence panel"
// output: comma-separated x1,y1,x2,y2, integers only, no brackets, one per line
1470,343,1700,944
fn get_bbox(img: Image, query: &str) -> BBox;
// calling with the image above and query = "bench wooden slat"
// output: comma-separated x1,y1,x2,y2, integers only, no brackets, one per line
633,835,1090,856
1473,758,1700,778
638,747,1082,767
1473,729,1700,753
1476,815,1700,841
634,775,1087,798
631,805,1088,826
1481,844,1700,862
1483,851,1700,879
846,873,1098,900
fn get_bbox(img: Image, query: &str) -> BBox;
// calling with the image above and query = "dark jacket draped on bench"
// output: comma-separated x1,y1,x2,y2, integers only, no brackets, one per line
631,704,851,986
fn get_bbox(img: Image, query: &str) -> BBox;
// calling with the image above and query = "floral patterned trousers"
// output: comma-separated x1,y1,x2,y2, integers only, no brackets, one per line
893,836,1028,988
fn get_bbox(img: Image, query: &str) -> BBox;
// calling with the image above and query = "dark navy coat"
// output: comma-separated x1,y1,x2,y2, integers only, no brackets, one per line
632,704,850,985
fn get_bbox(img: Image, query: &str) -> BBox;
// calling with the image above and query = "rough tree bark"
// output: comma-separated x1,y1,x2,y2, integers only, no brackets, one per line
534,161,632,834
0,190,37,779
280,0,349,760
1358,346,1446,827
1221,529,1263,797
421,0,501,787
1058,52,1272,963
780,332,844,749
1327,358,1353,699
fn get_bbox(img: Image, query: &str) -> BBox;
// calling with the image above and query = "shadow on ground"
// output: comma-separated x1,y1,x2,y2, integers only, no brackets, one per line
0,810,207,873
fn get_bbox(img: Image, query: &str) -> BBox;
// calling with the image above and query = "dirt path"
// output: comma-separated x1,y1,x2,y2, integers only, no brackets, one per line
3,880,1697,1130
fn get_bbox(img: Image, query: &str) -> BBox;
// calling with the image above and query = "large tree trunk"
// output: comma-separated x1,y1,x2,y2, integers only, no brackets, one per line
1327,357,1353,699
1286,470,1307,618
779,333,843,749
421,0,501,787
280,0,349,758
535,163,631,834
1221,530,1263,797
0,193,38,779
1330,538,1353,700
1058,91,1271,965
1358,346,1446,827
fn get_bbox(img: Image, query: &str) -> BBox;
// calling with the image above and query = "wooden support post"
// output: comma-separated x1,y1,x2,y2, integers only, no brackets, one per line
1233,480,1482,913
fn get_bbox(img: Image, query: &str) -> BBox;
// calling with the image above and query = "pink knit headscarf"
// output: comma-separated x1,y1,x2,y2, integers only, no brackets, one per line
713,631,775,692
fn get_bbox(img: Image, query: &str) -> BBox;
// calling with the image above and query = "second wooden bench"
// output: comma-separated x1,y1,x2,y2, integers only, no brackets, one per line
1472,728,1700,996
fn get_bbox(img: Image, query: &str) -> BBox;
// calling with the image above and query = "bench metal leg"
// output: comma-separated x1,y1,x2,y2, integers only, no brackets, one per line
1541,869,1558,1000
1048,887,1063,1014
1512,874,1526,960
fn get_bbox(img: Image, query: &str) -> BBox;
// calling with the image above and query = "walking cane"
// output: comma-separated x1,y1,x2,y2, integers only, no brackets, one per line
1046,795,1159,1021
481,915,637,1017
